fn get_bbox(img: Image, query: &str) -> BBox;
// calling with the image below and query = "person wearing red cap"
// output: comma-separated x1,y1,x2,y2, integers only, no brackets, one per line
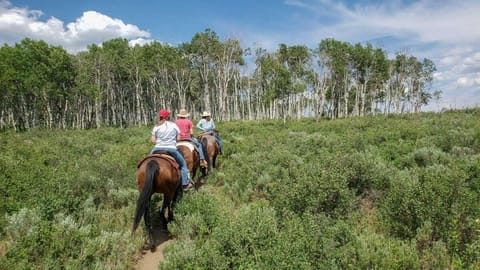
150,109,193,190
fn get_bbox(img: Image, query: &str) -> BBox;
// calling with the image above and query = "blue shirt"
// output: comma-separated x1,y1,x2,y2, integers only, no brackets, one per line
196,118,215,132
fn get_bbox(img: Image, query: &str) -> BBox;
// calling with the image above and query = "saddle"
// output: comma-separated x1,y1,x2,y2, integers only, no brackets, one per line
198,130,217,137
198,130,219,141
136,153,179,169
198,131,220,148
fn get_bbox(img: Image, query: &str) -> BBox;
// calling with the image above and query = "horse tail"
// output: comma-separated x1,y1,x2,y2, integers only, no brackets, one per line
132,159,158,232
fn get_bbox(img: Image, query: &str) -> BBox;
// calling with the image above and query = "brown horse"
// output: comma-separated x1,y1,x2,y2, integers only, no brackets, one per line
177,140,206,182
199,133,220,172
132,154,182,252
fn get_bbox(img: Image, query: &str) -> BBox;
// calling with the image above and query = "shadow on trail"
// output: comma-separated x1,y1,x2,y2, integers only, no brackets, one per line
141,177,208,252
141,196,174,252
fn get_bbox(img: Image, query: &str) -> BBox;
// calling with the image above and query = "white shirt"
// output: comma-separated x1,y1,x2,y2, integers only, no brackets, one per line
151,121,179,149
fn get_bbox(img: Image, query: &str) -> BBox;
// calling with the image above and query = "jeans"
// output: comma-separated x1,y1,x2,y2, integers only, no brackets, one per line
207,131,223,153
150,147,189,185
214,133,223,153
190,138,206,160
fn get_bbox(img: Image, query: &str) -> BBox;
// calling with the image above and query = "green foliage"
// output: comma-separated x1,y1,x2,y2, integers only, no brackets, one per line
168,188,226,239
0,127,145,269
1,109,480,269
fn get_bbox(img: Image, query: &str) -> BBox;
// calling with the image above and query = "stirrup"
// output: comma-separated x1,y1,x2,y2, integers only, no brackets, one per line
183,182,193,191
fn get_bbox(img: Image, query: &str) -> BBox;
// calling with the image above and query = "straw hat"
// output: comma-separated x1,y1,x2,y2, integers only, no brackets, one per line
177,109,190,117
201,111,211,117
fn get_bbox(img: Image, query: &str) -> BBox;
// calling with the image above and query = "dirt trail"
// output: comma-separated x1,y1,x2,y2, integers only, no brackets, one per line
134,226,174,270
134,183,205,269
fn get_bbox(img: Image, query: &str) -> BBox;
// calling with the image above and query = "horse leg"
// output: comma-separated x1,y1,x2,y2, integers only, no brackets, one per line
159,200,168,231
143,199,156,252
191,168,197,183
163,193,174,223
201,137,210,173
172,183,183,210
207,156,213,171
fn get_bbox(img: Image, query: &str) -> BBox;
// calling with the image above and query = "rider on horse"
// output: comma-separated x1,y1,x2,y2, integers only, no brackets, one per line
175,108,208,168
150,109,193,191
196,111,223,154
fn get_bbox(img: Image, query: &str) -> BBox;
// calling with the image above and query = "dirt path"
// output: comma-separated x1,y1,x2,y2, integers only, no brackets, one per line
134,183,205,269
134,227,174,270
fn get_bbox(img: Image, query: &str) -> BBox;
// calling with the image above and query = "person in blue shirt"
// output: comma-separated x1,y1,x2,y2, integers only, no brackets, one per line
196,111,223,154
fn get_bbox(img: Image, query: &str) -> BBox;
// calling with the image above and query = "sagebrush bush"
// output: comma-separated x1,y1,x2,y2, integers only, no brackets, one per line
168,187,230,239
411,147,448,167
2,109,480,269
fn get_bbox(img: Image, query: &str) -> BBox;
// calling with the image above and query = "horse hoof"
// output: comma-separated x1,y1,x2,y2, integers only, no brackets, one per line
150,245,157,252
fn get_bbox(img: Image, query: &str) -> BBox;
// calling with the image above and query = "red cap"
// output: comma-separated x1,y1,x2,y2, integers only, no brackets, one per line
158,110,170,119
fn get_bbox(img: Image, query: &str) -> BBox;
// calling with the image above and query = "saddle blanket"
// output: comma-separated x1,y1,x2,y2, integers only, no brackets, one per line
136,153,179,169
177,141,195,152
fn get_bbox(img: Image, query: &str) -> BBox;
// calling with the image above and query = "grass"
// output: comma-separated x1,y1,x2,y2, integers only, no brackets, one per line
1,109,480,269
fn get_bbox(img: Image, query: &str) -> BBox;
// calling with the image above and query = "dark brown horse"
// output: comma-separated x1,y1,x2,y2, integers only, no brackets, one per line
198,132,220,172
177,140,206,182
132,154,182,251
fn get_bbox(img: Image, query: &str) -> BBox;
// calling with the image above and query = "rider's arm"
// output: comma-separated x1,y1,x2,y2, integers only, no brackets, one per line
150,135,156,145
196,119,205,131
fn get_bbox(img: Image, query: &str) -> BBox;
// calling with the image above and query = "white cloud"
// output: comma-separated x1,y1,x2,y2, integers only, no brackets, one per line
0,0,479,109
457,75,480,88
463,52,480,67
285,0,480,46
457,77,471,87
277,0,480,110
284,0,310,9
0,1,150,53
129,37,154,47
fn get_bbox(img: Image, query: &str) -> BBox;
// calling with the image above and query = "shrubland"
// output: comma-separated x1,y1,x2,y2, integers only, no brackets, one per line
1,109,479,269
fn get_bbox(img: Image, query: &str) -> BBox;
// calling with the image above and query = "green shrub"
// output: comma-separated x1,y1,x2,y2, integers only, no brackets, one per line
267,158,356,218
168,188,226,239
380,163,480,264
411,147,448,167
415,221,452,269
2,109,480,269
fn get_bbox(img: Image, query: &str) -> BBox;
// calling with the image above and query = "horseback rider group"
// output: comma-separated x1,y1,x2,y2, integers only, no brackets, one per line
134,108,224,248
148,108,223,191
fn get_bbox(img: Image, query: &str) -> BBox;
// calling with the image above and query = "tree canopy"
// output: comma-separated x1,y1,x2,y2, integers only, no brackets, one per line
0,30,438,130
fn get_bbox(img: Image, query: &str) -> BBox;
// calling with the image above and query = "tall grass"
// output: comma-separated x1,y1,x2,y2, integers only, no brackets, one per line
1,109,479,269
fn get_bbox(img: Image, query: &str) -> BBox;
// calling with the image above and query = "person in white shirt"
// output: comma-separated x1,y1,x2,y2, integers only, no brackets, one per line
150,109,193,190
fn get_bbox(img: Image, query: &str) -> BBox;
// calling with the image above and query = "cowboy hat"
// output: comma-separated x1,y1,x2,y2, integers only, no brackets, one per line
201,111,211,117
177,109,190,117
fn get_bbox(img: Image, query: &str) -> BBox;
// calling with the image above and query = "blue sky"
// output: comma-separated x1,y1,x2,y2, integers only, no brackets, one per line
1,0,480,110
